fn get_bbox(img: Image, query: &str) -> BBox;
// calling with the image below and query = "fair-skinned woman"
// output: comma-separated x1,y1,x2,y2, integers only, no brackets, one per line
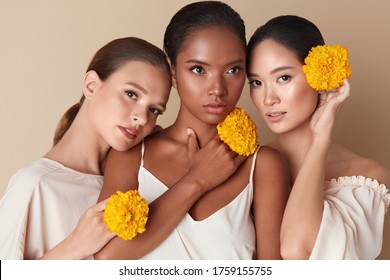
0,37,172,259
247,15,390,259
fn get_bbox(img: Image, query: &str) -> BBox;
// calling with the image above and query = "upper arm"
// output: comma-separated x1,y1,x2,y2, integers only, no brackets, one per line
97,143,143,202
252,146,291,259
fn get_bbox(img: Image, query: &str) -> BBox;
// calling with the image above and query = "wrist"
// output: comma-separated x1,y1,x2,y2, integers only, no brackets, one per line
59,233,87,260
312,135,331,149
177,174,207,198
40,238,79,260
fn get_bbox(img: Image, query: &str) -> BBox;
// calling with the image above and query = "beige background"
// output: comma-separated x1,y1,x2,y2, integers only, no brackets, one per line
1,0,389,259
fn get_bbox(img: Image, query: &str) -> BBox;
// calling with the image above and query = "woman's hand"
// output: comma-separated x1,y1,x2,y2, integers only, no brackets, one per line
41,199,116,259
185,128,247,192
310,79,351,141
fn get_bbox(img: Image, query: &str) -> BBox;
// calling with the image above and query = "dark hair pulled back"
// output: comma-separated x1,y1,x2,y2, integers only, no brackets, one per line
163,1,246,66
247,15,325,67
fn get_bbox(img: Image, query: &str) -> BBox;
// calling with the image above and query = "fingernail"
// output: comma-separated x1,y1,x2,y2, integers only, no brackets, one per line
186,128,192,135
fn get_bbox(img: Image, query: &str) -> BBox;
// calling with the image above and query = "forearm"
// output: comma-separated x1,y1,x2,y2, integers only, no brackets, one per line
40,237,86,260
95,176,204,259
281,138,329,259
95,131,244,259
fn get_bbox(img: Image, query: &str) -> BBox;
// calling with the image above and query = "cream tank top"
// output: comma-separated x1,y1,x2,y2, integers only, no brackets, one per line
138,142,257,259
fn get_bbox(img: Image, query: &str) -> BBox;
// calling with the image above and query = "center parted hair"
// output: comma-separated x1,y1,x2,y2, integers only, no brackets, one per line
163,1,246,66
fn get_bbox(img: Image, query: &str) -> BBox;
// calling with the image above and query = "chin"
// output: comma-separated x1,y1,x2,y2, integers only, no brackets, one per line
203,115,225,125
267,124,291,135
113,141,140,152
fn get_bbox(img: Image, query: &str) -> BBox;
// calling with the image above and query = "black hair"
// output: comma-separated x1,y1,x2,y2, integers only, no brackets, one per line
247,15,325,67
163,1,246,66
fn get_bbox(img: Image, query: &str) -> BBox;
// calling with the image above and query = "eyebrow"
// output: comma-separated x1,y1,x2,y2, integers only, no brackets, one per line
184,58,245,66
126,82,166,109
155,100,167,111
270,66,295,74
126,82,147,94
247,66,295,78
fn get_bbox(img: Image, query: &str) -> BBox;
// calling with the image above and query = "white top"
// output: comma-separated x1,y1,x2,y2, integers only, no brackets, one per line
309,176,390,260
0,158,103,259
138,142,257,259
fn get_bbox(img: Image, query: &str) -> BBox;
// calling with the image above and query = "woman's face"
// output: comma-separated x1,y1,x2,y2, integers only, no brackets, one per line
86,60,171,151
247,39,318,134
172,25,246,125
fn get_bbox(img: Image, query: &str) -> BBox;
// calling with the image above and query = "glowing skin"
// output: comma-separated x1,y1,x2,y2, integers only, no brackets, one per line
172,26,246,127
86,60,171,152
248,39,318,135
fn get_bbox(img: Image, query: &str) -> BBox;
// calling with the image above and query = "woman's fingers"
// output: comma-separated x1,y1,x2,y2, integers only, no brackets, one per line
186,128,200,161
93,198,109,212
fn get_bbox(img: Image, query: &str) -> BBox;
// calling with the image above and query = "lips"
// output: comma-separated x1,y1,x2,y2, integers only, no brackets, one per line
203,101,227,114
266,111,286,122
119,126,139,140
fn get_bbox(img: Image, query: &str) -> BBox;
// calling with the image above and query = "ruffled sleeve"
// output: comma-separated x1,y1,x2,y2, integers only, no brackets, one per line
309,176,390,260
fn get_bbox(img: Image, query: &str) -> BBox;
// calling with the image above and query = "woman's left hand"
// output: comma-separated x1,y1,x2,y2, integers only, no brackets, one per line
40,199,116,259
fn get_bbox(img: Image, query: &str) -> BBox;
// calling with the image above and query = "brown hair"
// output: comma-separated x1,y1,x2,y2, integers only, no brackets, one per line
53,37,170,145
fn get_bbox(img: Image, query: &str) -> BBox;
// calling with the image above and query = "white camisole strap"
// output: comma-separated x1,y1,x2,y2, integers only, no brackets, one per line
249,146,261,186
140,140,145,167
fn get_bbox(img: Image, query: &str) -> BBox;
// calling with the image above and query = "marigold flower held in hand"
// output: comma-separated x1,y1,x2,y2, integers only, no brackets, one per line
303,44,351,91
217,107,258,156
104,190,149,240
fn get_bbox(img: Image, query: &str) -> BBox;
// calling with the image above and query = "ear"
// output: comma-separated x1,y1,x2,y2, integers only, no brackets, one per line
83,70,101,100
171,66,178,88
167,58,177,89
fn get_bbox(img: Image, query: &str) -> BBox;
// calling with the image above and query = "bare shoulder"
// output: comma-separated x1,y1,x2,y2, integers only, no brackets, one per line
254,146,290,185
144,127,176,151
358,157,390,187
256,145,289,169
329,145,390,187
253,146,290,202
342,153,390,187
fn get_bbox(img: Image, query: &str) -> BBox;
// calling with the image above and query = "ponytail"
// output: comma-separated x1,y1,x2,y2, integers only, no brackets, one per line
52,96,85,146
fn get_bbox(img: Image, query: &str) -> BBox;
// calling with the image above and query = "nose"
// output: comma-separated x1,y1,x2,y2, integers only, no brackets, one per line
132,110,147,126
207,75,227,97
263,86,280,106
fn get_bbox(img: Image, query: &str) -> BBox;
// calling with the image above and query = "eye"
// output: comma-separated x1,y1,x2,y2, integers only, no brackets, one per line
126,90,137,100
190,66,205,74
149,108,163,115
277,75,291,83
249,80,263,88
227,66,242,74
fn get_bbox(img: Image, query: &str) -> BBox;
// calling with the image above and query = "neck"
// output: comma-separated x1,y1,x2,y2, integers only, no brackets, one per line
44,105,109,175
167,107,219,148
271,121,316,181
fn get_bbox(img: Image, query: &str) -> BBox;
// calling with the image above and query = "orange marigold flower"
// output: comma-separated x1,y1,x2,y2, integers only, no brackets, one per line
104,190,148,240
303,44,351,91
217,107,258,156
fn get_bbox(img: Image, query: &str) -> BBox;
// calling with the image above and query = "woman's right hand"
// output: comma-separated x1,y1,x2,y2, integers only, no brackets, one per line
67,199,116,258
185,128,247,192
310,79,351,141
